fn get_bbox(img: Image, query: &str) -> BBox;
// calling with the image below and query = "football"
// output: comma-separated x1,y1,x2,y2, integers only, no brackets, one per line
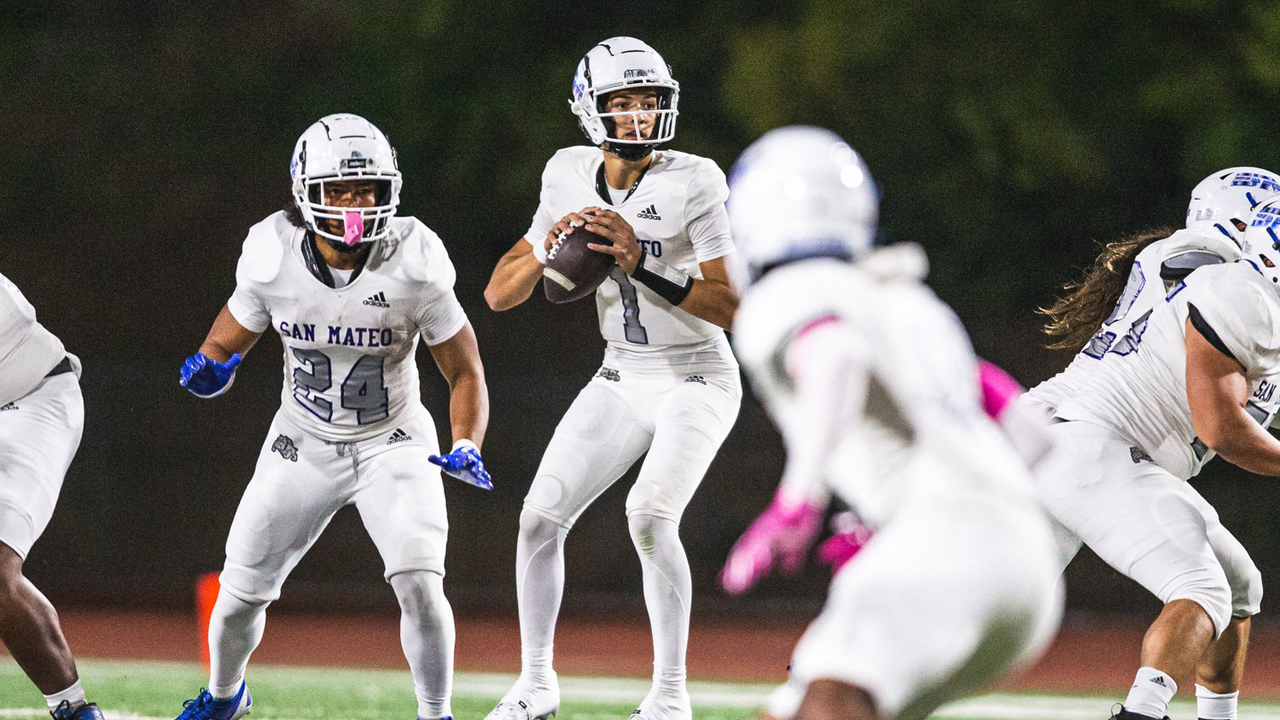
543,225,616,304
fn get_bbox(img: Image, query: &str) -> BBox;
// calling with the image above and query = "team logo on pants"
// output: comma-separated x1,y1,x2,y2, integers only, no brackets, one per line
0,402,17,412
1129,446,1153,464
595,367,621,382
272,434,299,462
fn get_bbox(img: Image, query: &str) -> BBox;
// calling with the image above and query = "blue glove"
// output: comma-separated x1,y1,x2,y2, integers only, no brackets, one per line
180,352,242,398
428,441,493,490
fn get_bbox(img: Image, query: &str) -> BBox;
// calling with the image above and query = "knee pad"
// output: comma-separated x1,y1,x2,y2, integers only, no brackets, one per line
389,569,446,618
628,512,678,558
520,505,570,543
1231,559,1263,619
219,563,281,606
1165,565,1233,638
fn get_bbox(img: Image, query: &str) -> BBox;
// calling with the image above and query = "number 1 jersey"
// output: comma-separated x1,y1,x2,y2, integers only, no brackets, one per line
227,211,468,443
524,147,736,352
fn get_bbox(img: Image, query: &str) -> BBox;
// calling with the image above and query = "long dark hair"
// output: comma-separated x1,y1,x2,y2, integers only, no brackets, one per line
1039,227,1174,350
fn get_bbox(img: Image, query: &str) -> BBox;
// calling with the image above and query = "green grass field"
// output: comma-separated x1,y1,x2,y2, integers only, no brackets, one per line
4,660,1280,720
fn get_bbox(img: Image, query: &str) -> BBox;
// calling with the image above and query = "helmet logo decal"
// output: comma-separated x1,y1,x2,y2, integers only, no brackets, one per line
624,68,656,78
1232,172,1280,192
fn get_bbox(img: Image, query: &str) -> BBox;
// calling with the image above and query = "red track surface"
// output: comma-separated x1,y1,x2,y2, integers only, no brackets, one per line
7,610,1280,696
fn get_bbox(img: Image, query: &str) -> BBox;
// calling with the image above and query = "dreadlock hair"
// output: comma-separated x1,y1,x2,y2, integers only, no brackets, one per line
1039,227,1175,350
284,196,307,229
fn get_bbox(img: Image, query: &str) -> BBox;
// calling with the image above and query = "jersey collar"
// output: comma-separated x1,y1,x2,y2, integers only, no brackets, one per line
594,156,653,206
301,232,369,288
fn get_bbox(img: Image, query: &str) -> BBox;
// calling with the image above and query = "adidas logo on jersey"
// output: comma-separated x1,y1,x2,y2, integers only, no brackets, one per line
387,428,412,445
363,291,390,308
636,204,662,221
684,375,707,385
0,402,17,412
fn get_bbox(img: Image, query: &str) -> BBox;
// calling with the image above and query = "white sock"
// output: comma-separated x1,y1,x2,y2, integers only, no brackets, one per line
391,571,454,720
207,588,267,699
44,679,86,711
1195,684,1239,720
1124,666,1177,719
629,514,692,718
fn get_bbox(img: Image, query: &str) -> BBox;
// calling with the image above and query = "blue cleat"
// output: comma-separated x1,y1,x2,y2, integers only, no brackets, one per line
175,682,252,720
50,702,104,720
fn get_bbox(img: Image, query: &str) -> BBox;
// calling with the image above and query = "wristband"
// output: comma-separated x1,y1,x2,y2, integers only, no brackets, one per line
452,438,479,452
529,235,551,265
630,250,694,306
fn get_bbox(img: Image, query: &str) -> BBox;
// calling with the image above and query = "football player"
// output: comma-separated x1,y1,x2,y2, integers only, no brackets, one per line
482,37,741,720
0,274,102,719
1026,168,1280,720
720,126,1063,720
170,114,490,720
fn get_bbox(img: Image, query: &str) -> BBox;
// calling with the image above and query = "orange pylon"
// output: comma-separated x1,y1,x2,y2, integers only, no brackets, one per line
195,572,221,670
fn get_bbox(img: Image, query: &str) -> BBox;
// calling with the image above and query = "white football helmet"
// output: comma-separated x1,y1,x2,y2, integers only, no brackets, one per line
569,37,679,160
1242,197,1280,289
1185,166,1280,246
727,126,879,286
289,114,402,245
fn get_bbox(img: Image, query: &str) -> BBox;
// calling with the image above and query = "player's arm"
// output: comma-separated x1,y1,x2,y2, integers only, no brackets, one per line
1185,315,1280,475
427,320,489,448
425,320,493,490
180,304,262,398
584,209,739,329
484,211,591,311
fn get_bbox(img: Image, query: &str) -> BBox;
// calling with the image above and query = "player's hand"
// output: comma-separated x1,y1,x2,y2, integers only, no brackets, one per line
428,441,493,491
179,352,242,398
815,516,873,574
546,210,594,254
583,209,641,274
720,490,825,595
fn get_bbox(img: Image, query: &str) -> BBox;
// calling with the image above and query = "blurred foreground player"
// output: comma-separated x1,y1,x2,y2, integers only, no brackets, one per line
171,114,490,720
1026,168,1280,720
720,126,1063,720
0,274,101,719
1036,198,1280,720
483,36,741,720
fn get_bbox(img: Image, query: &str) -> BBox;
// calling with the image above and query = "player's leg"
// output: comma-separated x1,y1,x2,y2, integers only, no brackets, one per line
625,371,741,720
190,415,351,718
489,378,654,719
354,417,454,720
793,681,879,720
1039,421,1228,720
1189,493,1261,720
0,373,96,715
787,492,1061,720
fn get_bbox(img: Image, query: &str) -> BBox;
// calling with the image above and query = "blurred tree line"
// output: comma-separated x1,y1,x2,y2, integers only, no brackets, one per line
2,1,1279,613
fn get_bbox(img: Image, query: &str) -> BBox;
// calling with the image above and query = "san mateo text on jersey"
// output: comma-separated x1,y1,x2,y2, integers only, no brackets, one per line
279,320,395,348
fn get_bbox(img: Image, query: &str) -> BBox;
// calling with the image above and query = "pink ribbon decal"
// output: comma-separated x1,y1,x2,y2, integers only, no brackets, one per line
342,211,365,246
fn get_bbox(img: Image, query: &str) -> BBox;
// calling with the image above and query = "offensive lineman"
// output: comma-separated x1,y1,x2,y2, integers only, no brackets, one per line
170,114,491,720
721,126,1063,720
482,37,741,720
0,275,102,719
1026,168,1280,720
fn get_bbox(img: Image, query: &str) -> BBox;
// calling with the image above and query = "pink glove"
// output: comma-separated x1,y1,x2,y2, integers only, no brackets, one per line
816,524,873,573
978,360,1023,420
721,491,825,595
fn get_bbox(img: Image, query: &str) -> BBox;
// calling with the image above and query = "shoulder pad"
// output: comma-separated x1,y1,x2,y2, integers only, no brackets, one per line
236,212,289,285
392,217,454,285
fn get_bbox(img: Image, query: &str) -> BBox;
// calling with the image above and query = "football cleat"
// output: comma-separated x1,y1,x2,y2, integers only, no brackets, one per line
174,682,252,720
482,700,558,720
1107,704,1168,720
50,702,104,720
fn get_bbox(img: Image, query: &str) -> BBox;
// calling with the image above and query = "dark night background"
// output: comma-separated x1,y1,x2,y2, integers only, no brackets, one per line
3,2,1279,624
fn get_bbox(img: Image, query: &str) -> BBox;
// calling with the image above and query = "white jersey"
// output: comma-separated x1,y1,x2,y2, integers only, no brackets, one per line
733,254,1037,525
1028,227,1237,412
524,146,736,355
0,273,69,407
227,212,468,443
1056,261,1280,480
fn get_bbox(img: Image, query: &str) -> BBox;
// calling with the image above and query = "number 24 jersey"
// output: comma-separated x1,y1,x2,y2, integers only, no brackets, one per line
227,211,468,443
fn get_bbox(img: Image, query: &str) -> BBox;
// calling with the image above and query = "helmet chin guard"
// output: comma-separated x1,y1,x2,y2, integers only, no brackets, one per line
289,113,402,244
569,37,679,157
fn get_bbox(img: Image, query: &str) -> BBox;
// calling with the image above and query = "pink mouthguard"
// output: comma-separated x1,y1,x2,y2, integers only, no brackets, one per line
342,211,365,246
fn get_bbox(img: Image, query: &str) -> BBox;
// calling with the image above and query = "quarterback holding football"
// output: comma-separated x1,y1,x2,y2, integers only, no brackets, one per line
483,36,742,720
171,114,490,720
